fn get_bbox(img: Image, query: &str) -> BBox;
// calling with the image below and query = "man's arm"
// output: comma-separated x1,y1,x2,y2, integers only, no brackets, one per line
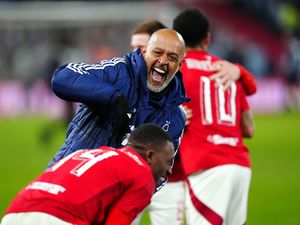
51,61,126,109
241,110,255,138
209,60,257,95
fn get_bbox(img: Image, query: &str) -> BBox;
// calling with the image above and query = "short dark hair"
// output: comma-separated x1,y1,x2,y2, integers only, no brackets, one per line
173,9,210,48
131,20,167,36
128,123,173,151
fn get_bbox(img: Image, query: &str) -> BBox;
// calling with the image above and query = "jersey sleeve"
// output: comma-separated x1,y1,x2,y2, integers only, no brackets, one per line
237,64,257,96
51,58,127,108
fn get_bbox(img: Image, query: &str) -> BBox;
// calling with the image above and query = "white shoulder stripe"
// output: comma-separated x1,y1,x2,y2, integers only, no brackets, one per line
66,58,127,74
66,63,89,75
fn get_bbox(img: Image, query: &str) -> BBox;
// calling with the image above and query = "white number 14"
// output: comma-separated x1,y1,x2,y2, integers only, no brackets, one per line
49,149,118,177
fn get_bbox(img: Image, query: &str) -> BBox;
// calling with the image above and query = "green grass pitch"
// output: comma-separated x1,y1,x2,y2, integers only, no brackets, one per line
0,112,300,224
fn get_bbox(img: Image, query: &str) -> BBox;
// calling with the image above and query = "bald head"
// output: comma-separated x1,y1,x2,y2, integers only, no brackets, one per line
147,29,186,59
142,29,186,93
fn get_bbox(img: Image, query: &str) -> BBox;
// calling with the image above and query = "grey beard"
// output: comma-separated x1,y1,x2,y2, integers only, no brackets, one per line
147,73,175,93
147,80,169,93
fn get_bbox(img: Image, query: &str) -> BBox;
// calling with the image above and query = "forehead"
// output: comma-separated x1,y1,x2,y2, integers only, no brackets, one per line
148,35,184,56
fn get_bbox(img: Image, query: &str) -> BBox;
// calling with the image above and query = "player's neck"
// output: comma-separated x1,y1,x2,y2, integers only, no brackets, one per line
187,46,206,52
187,43,208,52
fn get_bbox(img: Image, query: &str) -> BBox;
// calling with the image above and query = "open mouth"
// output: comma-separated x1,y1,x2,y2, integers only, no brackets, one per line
151,67,167,84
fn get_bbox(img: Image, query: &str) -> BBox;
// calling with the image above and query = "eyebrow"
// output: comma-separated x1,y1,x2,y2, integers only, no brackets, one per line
154,47,179,57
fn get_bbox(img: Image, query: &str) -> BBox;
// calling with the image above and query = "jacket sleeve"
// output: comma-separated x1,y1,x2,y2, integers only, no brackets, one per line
172,105,187,153
51,60,127,109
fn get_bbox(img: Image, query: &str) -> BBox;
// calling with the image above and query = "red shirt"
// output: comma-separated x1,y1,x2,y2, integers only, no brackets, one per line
5,147,155,225
180,50,251,176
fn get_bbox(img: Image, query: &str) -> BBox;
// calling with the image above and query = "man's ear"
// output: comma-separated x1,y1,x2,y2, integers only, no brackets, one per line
145,149,154,164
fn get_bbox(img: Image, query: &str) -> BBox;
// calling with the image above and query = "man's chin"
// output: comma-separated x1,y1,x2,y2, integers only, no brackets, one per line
147,82,165,93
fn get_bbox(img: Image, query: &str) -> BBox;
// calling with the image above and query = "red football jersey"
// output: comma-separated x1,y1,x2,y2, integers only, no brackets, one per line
5,147,155,225
180,50,251,176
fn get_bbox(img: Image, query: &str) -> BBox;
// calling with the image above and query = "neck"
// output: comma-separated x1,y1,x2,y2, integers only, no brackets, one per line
127,142,146,153
187,44,207,52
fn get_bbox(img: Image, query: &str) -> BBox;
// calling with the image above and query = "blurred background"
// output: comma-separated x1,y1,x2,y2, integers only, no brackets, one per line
0,0,299,224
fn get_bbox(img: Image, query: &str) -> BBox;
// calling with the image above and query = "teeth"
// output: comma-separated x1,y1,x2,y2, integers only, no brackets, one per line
154,68,165,74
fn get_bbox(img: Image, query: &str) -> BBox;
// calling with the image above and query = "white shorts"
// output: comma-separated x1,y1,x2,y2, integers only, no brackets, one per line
1,212,72,225
131,181,186,225
185,165,251,225
149,181,186,225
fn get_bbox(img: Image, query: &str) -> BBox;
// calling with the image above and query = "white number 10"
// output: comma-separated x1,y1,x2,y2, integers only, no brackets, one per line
200,77,237,126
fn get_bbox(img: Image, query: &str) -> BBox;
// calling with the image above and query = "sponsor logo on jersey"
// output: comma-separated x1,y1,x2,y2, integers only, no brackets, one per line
26,182,65,195
207,134,238,146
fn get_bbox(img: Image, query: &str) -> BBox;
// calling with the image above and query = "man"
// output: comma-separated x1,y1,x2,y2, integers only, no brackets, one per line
173,9,255,225
1,124,175,225
47,28,188,168
129,19,256,225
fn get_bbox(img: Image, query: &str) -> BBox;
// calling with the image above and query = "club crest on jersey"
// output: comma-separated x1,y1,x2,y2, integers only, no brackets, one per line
162,121,170,132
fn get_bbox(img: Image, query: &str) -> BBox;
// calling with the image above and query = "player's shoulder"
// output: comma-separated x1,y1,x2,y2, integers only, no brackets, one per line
116,149,155,190
115,147,153,174
182,51,220,73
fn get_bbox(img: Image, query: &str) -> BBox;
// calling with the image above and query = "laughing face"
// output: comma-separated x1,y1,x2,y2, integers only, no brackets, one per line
142,29,185,93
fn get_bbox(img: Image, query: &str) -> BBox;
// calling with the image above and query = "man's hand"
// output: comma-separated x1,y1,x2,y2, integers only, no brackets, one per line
113,95,130,118
111,95,131,145
182,105,192,126
209,60,241,91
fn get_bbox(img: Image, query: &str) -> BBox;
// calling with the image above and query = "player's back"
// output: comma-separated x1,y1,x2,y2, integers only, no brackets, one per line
5,147,155,224
180,50,250,175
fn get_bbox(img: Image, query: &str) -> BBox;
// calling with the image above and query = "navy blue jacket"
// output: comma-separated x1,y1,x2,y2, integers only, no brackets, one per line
48,49,189,166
